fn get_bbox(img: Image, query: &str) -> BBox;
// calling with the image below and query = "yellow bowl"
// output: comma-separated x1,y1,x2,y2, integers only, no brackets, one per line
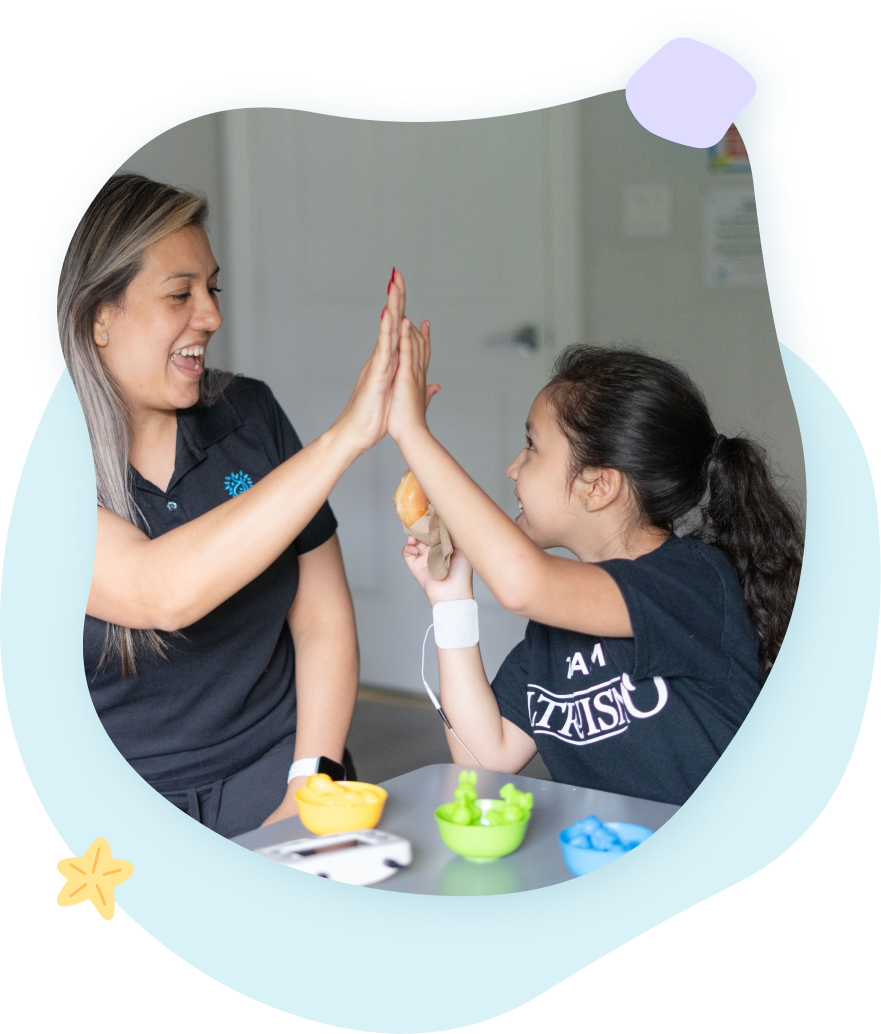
294,780,388,835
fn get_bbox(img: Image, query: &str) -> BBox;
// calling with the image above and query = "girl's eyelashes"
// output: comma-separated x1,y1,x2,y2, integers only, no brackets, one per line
210,287,222,296
525,436,535,450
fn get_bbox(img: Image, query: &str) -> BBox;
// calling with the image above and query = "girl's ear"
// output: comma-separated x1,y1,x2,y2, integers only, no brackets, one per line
579,467,625,512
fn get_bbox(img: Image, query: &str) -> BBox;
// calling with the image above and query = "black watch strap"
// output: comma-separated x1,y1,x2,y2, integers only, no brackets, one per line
288,755,347,783
316,756,347,781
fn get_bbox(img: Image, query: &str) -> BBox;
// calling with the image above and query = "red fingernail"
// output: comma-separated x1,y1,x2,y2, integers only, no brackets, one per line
381,306,387,320
387,267,396,294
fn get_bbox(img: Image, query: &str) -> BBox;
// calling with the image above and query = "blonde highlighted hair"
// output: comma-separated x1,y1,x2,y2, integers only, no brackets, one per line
58,173,234,675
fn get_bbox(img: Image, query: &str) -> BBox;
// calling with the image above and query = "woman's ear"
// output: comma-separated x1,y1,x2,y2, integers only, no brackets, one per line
579,467,625,512
93,309,110,348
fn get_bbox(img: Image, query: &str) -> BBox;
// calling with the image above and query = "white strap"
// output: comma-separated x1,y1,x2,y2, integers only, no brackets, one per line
421,622,483,769
432,599,479,649
287,757,319,783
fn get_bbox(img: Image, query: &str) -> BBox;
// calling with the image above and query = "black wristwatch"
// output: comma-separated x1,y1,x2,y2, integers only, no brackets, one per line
287,756,347,783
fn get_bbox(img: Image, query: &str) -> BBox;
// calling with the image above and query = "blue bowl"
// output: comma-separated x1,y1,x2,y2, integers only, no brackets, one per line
559,821,653,876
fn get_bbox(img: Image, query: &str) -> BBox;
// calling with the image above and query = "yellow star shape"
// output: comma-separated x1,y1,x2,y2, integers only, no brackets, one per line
57,838,134,920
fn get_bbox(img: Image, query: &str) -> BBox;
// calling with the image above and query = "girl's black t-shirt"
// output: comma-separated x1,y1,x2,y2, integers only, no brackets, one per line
83,377,337,793
490,535,763,805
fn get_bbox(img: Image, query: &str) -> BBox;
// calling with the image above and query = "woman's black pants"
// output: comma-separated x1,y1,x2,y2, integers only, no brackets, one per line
159,733,357,839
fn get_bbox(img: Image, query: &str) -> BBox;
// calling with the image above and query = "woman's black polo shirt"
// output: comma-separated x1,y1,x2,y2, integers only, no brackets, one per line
83,376,338,793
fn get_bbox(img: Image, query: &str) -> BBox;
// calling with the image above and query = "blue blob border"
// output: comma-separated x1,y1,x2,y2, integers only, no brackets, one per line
29,11,827,403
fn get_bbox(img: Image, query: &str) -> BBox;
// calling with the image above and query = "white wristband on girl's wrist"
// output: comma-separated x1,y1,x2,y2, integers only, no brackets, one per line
432,599,479,649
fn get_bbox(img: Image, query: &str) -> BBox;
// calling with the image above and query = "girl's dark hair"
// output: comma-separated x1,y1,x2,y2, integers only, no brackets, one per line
545,345,803,673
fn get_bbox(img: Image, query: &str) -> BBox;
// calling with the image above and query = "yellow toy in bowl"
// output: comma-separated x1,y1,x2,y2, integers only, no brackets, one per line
294,774,388,835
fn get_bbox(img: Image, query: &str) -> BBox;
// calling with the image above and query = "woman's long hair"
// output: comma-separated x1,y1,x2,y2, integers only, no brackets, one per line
544,345,803,673
58,173,235,676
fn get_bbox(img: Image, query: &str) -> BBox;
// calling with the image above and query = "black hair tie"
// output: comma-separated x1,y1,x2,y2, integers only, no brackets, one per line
711,433,727,458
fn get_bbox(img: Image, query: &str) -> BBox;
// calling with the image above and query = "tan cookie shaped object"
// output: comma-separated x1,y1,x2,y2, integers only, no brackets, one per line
393,470,453,579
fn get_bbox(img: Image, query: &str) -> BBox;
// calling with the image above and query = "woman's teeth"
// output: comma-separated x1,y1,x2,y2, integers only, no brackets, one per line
517,500,523,512
170,346,204,373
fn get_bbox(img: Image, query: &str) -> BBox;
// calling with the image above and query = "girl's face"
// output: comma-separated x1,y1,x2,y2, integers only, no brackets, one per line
506,391,583,550
94,226,222,416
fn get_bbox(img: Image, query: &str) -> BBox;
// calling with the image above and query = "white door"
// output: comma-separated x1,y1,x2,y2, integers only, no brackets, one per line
217,106,583,692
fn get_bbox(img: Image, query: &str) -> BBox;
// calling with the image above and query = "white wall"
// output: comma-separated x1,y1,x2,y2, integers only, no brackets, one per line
121,98,805,512
580,91,804,505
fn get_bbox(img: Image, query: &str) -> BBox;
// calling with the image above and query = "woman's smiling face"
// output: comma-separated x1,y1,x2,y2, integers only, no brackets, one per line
93,225,222,415
506,390,582,550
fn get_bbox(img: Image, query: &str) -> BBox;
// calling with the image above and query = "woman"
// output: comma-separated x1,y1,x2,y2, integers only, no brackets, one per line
59,173,417,838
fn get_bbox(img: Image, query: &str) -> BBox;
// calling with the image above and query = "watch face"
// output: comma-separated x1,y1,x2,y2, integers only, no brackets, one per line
316,756,347,782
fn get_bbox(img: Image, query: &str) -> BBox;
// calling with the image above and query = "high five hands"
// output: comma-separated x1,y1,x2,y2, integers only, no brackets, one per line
332,269,439,456
383,276,475,601
387,290,438,447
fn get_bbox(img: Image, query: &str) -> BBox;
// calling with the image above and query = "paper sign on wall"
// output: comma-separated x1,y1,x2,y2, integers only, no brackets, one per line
704,189,766,286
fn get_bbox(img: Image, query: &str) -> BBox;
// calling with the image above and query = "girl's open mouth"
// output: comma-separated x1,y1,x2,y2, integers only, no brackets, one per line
170,345,204,375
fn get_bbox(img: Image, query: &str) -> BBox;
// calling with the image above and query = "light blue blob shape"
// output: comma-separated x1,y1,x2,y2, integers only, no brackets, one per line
1,347,876,1033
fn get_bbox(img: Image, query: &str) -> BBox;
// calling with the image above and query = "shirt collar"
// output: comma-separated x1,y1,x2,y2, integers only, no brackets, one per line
178,393,243,452
131,393,243,497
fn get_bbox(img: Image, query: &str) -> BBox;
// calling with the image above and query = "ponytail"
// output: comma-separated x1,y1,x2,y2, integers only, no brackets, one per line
697,435,803,672
546,345,803,675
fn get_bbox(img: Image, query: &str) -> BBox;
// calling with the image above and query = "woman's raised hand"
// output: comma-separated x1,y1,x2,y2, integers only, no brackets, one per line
330,269,408,456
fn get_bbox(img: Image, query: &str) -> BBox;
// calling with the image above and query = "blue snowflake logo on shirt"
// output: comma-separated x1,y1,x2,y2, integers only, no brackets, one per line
224,470,254,497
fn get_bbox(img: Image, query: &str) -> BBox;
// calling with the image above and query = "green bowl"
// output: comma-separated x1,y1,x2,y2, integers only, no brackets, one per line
435,798,530,862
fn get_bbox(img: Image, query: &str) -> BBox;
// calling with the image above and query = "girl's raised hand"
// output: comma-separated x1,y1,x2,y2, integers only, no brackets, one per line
330,270,407,455
387,315,441,445
402,536,474,606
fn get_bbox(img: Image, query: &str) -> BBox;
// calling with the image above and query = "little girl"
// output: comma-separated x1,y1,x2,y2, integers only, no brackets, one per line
388,316,802,806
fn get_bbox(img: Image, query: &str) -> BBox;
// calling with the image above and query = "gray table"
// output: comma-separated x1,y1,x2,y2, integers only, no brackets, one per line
233,764,678,895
